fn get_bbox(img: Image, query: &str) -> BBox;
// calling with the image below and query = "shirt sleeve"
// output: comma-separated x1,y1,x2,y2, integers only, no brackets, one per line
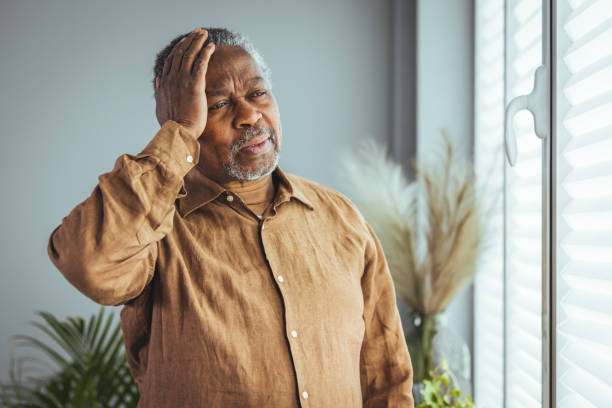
360,223,414,407
47,121,199,306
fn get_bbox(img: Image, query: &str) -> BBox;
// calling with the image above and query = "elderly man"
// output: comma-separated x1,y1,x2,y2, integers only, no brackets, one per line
47,27,414,407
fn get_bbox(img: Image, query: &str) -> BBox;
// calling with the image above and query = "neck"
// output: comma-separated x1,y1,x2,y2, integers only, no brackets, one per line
221,173,276,216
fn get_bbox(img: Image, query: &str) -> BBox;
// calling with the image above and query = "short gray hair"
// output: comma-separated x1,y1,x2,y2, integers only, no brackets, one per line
152,28,271,91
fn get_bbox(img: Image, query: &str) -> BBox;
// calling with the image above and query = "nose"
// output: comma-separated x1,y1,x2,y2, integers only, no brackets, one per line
233,98,262,128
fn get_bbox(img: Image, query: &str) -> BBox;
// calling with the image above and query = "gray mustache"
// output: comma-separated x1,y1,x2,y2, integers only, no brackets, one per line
233,127,276,150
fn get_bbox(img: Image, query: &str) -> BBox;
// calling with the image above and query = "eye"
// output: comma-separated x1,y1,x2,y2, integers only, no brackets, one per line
251,90,267,98
209,101,228,111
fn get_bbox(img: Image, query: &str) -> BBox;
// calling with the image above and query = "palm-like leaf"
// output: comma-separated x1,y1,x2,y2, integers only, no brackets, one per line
0,307,139,408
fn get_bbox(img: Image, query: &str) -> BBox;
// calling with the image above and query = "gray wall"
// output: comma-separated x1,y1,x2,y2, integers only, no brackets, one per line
0,0,392,382
416,0,476,373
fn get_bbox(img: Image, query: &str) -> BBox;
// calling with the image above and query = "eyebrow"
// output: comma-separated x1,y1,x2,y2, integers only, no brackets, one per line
206,76,265,97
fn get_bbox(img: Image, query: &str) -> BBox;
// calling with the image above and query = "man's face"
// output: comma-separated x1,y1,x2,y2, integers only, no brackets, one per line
196,46,281,184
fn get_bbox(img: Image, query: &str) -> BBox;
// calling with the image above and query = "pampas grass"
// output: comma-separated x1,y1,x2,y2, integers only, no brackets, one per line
343,136,486,315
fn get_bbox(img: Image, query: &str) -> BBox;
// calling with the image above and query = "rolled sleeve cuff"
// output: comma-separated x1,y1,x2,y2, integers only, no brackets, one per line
138,120,200,178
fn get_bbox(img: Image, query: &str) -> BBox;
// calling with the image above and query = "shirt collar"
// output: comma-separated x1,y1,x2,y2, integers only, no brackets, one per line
177,166,314,217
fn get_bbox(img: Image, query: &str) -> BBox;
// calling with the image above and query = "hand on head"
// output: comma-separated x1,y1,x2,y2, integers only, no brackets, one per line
154,28,216,139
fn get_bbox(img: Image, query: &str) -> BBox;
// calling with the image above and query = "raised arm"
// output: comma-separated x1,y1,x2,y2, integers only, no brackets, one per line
47,28,215,306
360,223,414,407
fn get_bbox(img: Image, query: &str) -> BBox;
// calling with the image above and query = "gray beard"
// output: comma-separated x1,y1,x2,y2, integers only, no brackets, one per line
222,126,280,181
223,152,279,181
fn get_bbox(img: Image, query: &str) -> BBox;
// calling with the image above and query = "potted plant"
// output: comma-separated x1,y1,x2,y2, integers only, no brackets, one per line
343,135,490,404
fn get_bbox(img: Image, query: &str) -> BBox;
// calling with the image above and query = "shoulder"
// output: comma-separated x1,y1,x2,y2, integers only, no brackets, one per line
286,173,354,206
284,172,369,227
284,172,382,260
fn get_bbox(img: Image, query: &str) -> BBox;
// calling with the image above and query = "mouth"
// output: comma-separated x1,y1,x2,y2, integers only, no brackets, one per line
240,135,271,154
239,136,272,155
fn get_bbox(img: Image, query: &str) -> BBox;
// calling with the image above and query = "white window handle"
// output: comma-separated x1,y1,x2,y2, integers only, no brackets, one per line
504,64,550,166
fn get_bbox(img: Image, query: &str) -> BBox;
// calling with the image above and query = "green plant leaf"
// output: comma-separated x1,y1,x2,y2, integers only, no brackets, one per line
416,361,474,408
12,336,72,373
1,307,139,407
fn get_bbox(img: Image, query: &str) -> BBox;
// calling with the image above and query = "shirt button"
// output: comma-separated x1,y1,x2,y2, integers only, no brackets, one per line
186,155,193,163
291,330,298,338
277,275,284,283
302,391,309,400
261,223,265,230
226,195,234,202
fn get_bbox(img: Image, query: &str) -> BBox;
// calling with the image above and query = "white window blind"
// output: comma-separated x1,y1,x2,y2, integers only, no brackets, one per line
474,0,505,406
505,0,544,407
555,0,612,406
475,0,545,406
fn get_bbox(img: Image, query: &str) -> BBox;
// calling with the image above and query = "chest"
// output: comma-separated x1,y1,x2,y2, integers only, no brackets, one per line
159,203,367,326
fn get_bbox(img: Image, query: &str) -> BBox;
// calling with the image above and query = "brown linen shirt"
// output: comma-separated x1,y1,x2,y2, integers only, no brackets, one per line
47,120,414,407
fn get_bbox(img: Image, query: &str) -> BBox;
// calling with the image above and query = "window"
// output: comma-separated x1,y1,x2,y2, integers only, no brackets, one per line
474,0,505,406
555,0,612,406
473,0,612,406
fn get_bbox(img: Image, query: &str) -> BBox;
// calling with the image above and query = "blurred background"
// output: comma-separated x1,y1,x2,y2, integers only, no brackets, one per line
0,0,476,399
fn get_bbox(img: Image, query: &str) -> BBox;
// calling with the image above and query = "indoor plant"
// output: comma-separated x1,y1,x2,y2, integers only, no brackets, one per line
416,360,474,408
0,307,139,407
343,136,488,402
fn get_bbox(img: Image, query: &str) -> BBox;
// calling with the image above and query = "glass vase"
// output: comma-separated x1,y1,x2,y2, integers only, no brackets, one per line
405,311,472,404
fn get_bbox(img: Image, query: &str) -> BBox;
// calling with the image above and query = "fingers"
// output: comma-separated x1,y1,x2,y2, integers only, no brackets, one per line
160,28,201,81
193,42,216,88
161,35,188,80
179,29,209,75
170,28,203,76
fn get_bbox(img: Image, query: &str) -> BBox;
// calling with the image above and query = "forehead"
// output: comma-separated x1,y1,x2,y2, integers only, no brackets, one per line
205,46,265,91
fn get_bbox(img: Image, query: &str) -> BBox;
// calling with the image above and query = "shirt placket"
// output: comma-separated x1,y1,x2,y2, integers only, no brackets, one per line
259,214,311,407
220,188,311,406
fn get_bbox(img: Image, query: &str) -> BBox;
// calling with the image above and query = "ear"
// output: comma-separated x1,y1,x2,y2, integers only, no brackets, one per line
155,77,160,90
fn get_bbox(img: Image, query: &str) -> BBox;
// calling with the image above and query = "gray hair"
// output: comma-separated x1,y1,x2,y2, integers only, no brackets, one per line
152,28,271,91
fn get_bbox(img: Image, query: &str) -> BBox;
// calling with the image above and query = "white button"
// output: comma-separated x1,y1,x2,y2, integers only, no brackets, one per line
277,275,284,283
186,155,193,163
226,195,234,202
302,391,309,399
261,224,265,230
291,330,298,338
